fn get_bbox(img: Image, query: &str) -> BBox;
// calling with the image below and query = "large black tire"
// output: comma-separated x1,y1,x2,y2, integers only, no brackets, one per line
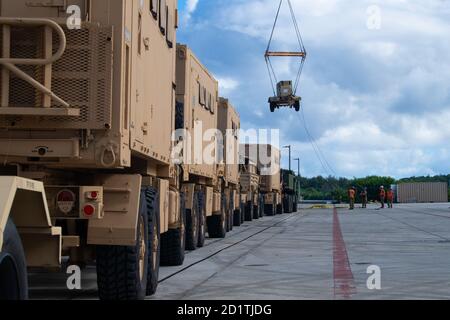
276,203,283,215
185,192,199,251
294,101,300,112
264,204,275,216
253,205,259,220
292,200,298,213
160,192,186,267
197,192,206,248
207,194,227,238
244,202,253,222
270,103,276,113
259,197,264,218
284,196,293,213
0,219,28,300
229,210,235,229
97,188,154,300
145,187,160,296
225,211,231,232
229,196,235,232
233,209,242,227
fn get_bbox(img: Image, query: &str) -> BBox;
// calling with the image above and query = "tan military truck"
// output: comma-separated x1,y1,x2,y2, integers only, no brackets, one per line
239,155,262,223
243,144,282,216
175,44,220,248
216,98,241,232
0,0,183,300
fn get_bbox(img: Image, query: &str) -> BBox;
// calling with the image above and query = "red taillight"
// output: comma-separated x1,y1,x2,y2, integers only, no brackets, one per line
86,191,99,200
83,204,95,217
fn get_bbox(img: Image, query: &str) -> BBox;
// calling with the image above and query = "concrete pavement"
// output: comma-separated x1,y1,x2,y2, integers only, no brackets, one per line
28,203,450,300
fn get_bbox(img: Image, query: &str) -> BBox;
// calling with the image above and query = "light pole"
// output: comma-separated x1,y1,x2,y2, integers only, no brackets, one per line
294,157,301,201
294,158,300,177
283,145,291,172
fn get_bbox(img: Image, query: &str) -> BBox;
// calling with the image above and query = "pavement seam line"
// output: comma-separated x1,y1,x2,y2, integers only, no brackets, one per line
158,213,306,284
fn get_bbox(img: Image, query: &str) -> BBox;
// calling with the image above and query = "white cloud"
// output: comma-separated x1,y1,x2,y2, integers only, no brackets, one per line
178,0,450,178
187,0,199,13
216,76,239,95
182,0,200,25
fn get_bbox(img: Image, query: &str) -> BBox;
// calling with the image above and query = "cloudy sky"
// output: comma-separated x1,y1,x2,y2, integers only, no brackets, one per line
177,0,450,178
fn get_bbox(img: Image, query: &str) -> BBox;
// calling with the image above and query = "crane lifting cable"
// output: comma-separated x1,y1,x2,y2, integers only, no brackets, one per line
265,0,307,113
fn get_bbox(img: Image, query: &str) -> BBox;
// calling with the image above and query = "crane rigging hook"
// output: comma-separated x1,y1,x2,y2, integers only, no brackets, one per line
265,0,307,113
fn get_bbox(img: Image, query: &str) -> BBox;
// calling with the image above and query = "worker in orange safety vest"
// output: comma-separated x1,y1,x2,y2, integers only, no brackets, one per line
379,186,386,209
348,187,356,210
360,187,368,209
387,188,394,209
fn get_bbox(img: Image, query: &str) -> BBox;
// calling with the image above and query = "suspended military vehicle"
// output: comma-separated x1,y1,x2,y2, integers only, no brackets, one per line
265,0,307,113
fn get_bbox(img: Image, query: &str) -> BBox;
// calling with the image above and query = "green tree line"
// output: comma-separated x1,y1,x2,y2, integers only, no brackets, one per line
299,175,450,202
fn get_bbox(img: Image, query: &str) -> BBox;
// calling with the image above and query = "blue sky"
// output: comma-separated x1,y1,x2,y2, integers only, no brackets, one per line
177,0,450,179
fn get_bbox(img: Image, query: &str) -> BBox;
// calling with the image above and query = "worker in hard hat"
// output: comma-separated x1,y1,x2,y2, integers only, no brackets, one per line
387,188,394,209
360,187,368,209
348,187,356,210
379,186,386,209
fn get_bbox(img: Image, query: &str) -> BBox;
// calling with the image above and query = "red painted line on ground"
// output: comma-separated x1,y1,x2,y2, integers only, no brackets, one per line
333,207,356,299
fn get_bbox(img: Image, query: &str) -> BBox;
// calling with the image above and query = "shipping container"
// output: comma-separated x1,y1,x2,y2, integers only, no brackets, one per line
396,182,448,203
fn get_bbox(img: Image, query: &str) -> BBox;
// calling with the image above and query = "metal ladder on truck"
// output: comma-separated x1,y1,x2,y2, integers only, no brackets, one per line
0,17,78,116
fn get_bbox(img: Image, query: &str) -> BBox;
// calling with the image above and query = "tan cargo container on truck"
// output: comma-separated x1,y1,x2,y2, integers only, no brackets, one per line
175,44,222,248
0,0,184,300
239,155,263,223
217,98,241,232
243,144,282,216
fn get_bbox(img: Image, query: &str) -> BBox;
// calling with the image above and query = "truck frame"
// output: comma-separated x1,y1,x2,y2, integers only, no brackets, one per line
0,0,182,300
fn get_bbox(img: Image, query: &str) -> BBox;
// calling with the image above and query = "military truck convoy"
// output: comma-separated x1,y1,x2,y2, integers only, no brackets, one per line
281,169,301,213
0,0,300,300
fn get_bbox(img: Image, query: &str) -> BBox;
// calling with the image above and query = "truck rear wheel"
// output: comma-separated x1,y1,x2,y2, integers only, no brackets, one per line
284,197,292,213
277,204,283,215
186,193,199,251
0,219,28,300
233,209,242,227
145,187,160,296
207,194,226,238
160,193,186,267
228,197,234,232
259,198,264,218
270,103,276,113
253,206,259,220
277,203,283,214
226,211,231,233
97,188,155,300
244,202,253,221
264,204,274,216
197,192,206,248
